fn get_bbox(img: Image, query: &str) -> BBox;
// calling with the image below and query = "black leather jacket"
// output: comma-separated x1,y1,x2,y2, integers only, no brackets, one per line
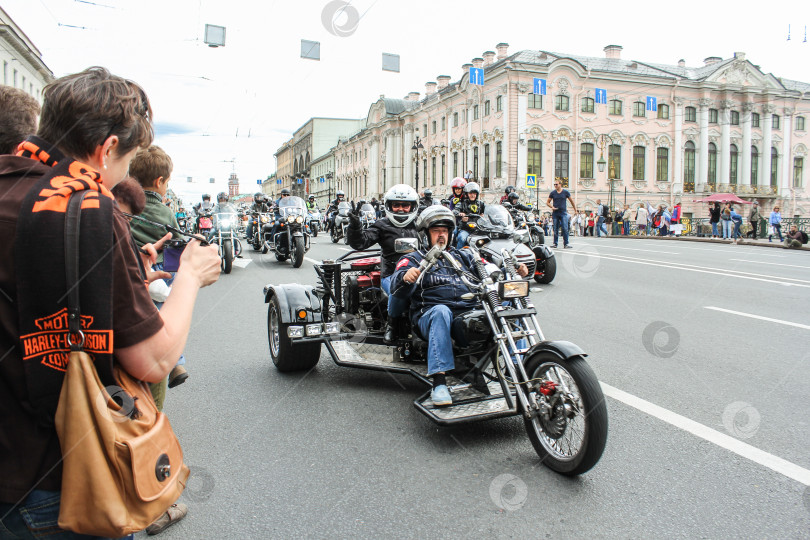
453,198,486,232
347,217,417,277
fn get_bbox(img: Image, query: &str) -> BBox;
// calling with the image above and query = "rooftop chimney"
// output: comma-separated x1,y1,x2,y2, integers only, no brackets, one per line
425,81,438,96
462,62,473,77
734,52,746,61
604,45,622,59
482,51,496,65
406,91,420,101
496,42,509,60
436,75,451,90
703,56,722,66
678,59,685,67
472,57,484,69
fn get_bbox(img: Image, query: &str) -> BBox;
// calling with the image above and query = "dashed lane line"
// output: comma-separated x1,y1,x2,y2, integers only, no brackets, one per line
704,306,810,330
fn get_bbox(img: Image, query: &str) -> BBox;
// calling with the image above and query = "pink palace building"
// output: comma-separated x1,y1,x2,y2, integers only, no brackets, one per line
328,43,809,221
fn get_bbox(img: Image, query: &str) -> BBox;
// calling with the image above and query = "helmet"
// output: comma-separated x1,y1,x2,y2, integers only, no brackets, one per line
416,205,456,248
336,190,345,199
383,184,419,227
254,192,263,202
507,192,520,203
450,177,467,189
308,195,315,200
423,189,433,198
504,185,516,195
217,192,228,202
280,188,291,196
202,194,211,201
463,182,480,195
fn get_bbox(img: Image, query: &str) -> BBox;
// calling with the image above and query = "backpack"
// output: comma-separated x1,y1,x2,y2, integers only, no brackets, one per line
801,231,809,245
600,205,609,218
653,214,661,227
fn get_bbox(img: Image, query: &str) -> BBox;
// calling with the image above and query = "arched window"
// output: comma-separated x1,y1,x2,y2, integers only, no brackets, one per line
657,104,670,120
708,142,717,183
609,99,622,116
750,146,759,185
554,95,569,111
555,141,569,187
684,141,696,182
581,97,595,113
580,142,594,178
729,144,738,184
771,147,779,186
685,107,696,122
608,144,621,179
633,101,645,117
632,146,645,180
527,140,542,176
656,148,669,181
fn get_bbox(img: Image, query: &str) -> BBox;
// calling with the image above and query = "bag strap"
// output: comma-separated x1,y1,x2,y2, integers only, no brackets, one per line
65,192,90,352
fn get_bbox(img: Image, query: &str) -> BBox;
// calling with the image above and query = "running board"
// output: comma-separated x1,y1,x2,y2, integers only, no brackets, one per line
414,382,518,425
326,340,433,385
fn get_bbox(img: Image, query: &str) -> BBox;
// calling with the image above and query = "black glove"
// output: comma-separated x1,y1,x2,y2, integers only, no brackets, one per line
350,201,362,217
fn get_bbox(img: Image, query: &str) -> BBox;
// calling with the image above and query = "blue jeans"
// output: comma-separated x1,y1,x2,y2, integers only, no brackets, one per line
381,274,408,318
152,262,185,367
732,221,742,239
417,305,455,376
0,489,131,539
552,212,569,246
596,217,607,237
721,220,731,238
711,222,719,237
456,230,470,250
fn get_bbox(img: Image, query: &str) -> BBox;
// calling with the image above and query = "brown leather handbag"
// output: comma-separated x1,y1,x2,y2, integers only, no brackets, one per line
54,192,189,536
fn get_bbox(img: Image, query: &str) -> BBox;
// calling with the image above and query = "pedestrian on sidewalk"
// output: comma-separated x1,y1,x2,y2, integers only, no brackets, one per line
709,202,721,238
622,204,632,235
769,206,783,242
748,202,762,240
783,224,806,249
546,180,577,248
720,203,732,239
586,212,594,236
730,207,743,243
635,204,648,236
595,199,608,237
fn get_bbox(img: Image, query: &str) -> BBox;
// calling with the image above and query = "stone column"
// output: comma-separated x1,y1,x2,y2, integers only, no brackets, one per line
403,126,414,188
673,98,683,187
781,108,793,193
741,103,753,186
698,98,711,187
762,104,774,189
369,135,380,194
720,100,732,185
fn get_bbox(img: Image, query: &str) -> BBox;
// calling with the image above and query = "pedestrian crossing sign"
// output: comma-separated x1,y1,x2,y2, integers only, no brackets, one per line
526,174,537,188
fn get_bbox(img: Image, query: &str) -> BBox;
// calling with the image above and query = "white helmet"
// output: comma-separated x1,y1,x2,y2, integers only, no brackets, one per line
383,184,419,227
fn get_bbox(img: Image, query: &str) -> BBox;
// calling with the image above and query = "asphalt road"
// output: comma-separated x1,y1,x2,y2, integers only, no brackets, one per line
141,233,810,539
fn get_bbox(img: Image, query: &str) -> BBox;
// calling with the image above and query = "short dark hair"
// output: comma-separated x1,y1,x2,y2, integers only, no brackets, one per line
37,67,153,160
129,145,173,188
111,176,147,214
0,85,40,154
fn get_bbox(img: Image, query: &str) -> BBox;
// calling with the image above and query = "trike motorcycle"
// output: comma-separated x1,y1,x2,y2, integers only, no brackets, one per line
263,241,607,475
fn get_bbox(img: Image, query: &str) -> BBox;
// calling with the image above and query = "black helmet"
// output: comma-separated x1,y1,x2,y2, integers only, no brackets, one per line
280,188,291,196
202,193,211,201
254,192,263,202
308,195,315,200
217,192,228,202
507,192,520,203
505,185,516,195
423,189,433,198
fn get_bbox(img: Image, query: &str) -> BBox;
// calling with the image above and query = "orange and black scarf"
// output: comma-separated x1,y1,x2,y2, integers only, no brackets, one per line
15,136,116,424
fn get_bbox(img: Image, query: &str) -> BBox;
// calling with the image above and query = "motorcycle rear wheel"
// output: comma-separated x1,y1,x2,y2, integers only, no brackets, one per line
522,352,607,475
331,229,339,243
312,224,319,237
222,239,233,274
267,296,321,372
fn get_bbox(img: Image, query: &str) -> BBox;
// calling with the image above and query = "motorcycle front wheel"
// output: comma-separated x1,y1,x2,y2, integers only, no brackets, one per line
535,256,556,284
522,352,607,476
311,223,319,237
222,239,233,274
331,228,339,243
292,236,305,268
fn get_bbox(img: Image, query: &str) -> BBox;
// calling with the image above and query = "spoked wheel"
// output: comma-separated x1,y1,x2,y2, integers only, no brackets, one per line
292,236,305,268
535,256,556,284
222,239,233,274
522,352,607,475
267,296,321,372
531,230,544,247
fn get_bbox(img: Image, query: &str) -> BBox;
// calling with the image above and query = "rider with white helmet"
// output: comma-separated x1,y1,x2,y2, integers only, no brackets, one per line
348,183,419,343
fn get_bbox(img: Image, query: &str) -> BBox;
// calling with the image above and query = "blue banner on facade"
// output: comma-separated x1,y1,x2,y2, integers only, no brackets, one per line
469,67,484,86
533,78,547,95
646,96,657,111
595,88,607,104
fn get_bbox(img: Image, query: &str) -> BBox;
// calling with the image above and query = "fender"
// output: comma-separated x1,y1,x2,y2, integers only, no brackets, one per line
292,230,304,237
532,244,553,260
263,283,322,324
524,340,587,361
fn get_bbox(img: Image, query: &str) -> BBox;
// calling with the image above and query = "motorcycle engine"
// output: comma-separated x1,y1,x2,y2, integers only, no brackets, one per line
343,273,386,330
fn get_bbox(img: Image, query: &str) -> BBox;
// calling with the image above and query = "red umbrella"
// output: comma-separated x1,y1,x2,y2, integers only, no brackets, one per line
692,192,753,205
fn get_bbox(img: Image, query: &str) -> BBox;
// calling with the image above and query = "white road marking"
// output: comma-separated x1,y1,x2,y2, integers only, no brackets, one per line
304,257,321,265
559,251,810,287
601,382,810,486
704,306,810,330
231,258,251,268
338,247,351,251
620,241,787,257
730,259,810,269
575,243,680,255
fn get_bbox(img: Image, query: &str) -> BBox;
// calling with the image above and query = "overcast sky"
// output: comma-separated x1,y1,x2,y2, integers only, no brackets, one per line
4,0,809,205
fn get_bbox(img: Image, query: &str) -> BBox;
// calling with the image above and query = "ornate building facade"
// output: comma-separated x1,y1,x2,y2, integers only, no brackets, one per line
331,43,809,218
0,6,53,101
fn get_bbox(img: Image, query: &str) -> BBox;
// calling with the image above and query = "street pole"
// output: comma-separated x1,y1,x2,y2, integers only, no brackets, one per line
412,136,424,192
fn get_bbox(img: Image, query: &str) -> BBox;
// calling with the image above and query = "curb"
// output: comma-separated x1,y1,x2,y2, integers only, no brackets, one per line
600,234,810,251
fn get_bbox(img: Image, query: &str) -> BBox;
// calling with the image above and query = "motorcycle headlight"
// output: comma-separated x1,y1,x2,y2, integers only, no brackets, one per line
287,326,304,338
306,324,322,336
296,216,303,223
324,322,340,334
499,280,529,299
220,219,231,229
287,216,294,223
260,216,269,223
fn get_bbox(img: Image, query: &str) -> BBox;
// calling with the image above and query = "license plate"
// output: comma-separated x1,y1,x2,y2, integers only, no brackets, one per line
199,218,213,228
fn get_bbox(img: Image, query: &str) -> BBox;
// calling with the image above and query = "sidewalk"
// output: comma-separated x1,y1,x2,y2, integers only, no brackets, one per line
592,233,810,251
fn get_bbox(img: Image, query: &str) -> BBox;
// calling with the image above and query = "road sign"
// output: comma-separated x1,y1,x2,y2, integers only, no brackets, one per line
526,174,537,188
256,179,262,185
469,67,484,86
276,179,281,185
595,88,607,104
533,78,546,95
297,178,303,184
320,177,326,183
646,96,657,111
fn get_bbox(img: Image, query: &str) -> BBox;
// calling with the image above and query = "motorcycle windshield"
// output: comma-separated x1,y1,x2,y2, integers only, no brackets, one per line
337,202,351,217
477,205,515,233
279,196,306,217
360,204,375,218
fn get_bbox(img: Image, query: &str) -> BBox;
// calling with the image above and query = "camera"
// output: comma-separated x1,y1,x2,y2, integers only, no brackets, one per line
162,238,187,273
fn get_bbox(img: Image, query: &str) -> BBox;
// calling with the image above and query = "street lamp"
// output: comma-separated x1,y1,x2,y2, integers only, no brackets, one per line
412,136,424,191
